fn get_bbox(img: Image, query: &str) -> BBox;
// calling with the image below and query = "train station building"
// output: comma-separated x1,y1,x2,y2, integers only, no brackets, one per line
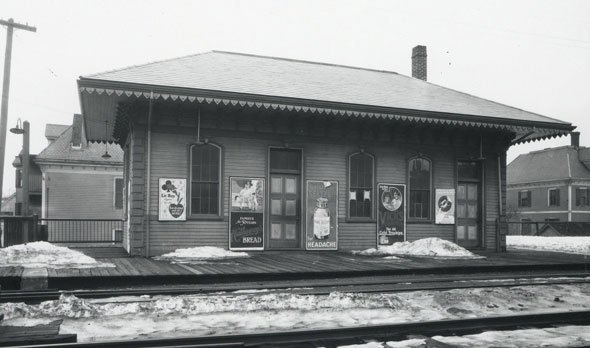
77,47,573,257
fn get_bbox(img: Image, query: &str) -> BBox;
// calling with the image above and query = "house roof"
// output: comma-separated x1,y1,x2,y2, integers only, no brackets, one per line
508,146,590,184
78,51,574,143
35,121,123,165
44,124,69,141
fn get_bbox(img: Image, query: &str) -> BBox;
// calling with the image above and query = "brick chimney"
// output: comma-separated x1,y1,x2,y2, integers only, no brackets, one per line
571,131,580,149
71,114,83,148
412,45,427,81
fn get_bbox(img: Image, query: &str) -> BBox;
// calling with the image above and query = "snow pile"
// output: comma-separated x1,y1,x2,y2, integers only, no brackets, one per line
507,236,590,255
432,325,590,347
3,283,590,342
353,238,483,258
153,246,249,262
0,242,113,269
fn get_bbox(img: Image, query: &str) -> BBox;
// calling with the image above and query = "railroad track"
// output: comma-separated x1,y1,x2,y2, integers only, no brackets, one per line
11,310,590,347
2,272,590,304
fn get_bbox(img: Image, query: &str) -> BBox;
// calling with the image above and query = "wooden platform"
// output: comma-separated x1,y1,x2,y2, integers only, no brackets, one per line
1,249,589,290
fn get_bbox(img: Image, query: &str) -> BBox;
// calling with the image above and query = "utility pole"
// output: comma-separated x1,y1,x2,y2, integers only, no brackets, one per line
0,18,36,204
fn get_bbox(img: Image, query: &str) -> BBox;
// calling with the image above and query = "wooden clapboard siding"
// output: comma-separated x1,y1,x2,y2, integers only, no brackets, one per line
484,155,500,250
125,108,510,255
45,171,123,219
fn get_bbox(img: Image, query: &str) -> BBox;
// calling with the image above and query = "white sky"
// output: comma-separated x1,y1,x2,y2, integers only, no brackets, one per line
1,0,589,197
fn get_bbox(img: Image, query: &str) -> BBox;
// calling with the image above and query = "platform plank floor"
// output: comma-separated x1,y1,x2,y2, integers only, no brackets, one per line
37,249,590,279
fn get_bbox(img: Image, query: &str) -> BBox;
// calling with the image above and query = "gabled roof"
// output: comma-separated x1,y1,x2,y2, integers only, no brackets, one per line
78,51,574,143
508,146,590,184
35,121,123,165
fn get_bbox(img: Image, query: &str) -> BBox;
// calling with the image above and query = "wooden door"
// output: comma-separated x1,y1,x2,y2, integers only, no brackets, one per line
268,149,302,249
269,175,301,249
456,182,481,248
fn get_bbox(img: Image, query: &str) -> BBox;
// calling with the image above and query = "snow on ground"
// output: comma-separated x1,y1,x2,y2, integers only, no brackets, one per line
153,246,249,263
2,283,590,342
353,238,483,258
0,242,113,269
431,325,590,347
373,326,590,348
507,236,590,255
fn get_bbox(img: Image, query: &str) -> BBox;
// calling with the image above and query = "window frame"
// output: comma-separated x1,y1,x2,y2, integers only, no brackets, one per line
113,177,124,210
407,155,433,222
518,190,531,208
576,187,589,207
188,142,223,219
548,187,560,207
347,151,375,222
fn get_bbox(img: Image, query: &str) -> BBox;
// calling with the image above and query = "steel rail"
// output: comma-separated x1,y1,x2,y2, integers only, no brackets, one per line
2,273,589,304
11,310,590,348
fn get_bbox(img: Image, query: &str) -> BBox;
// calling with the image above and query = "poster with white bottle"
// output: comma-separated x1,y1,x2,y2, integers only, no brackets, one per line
305,180,338,250
158,178,187,221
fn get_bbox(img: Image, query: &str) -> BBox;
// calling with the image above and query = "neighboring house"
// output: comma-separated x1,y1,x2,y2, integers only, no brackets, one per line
507,132,590,232
32,114,124,219
12,152,42,216
1,192,16,215
76,48,573,256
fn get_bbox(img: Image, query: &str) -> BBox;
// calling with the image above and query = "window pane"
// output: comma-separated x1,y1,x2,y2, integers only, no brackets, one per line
409,190,430,219
468,225,477,240
468,203,477,218
271,177,282,193
349,153,373,218
457,203,466,218
285,199,296,216
191,144,220,215
457,225,466,240
285,178,296,194
285,224,296,239
468,184,477,200
271,223,281,239
457,185,466,199
271,199,282,215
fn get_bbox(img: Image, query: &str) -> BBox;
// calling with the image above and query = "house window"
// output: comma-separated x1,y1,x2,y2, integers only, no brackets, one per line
518,190,531,207
408,157,431,219
576,187,589,207
190,143,221,216
348,152,374,219
521,218,532,235
548,188,560,207
114,178,124,210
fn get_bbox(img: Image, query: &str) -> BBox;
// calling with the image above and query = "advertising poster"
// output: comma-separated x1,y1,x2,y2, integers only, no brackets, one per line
377,183,406,247
158,178,187,221
229,177,265,250
435,188,456,224
305,180,338,250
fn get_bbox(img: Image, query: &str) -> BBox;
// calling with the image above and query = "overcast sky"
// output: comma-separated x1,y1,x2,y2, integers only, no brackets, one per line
1,0,589,196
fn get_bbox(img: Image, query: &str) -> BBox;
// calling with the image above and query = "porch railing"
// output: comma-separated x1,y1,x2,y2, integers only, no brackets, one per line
41,218,124,243
1,216,125,247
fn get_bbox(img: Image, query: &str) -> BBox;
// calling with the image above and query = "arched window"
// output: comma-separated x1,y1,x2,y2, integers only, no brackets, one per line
348,152,374,219
408,157,432,219
190,143,222,216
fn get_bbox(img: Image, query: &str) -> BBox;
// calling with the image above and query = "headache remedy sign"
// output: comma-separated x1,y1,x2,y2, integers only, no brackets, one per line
377,183,406,247
229,177,265,250
305,180,338,250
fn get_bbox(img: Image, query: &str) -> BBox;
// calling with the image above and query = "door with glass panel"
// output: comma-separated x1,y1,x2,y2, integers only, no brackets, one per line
456,161,482,248
269,149,301,249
